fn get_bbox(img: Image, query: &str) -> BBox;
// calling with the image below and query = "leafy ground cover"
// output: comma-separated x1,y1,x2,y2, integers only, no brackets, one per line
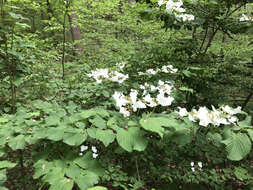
0,0,253,189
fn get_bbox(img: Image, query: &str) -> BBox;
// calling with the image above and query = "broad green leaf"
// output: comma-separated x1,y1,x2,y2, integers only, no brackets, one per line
46,128,65,141
0,161,16,169
222,133,252,161
234,167,252,181
8,135,26,150
87,128,97,139
0,116,9,124
79,110,96,119
116,127,148,152
63,131,87,146
49,177,74,190
45,115,61,126
76,171,99,190
95,129,115,147
140,117,178,138
0,169,7,186
170,128,192,146
88,186,108,190
247,129,253,141
89,116,106,129
238,116,252,128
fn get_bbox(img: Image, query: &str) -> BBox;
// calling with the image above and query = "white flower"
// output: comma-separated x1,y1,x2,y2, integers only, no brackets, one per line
188,113,196,122
116,62,126,69
177,14,195,22
162,65,178,73
228,116,237,124
110,71,128,83
158,80,165,86
191,167,195,172
130,89,146,111
143,94,157,107
150,85,157,92
91,146,97,153
240,14,251,21
79,152,83,156
80,145,88,152
92,153,98,158
166,0,185,13
198,162,202,168
120,107,130,117
158,0,165,6
156,92,174,106
191,162,194,167
221,105,241,115
87,68,109,83
195,107,212,127
176,107,188,117
146,68,158,75
113,91,129,107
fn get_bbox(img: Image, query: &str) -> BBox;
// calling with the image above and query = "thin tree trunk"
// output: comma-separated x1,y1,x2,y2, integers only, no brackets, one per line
68,10,82,53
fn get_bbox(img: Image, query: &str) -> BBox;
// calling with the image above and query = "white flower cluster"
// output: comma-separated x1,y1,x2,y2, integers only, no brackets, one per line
113,80,174,117
158,0,194,22
176,105,241,127
87,68,128,84
116,61,127,69
80,145,98,158
138,65,178,75
191,161,202,172
239,14,253,22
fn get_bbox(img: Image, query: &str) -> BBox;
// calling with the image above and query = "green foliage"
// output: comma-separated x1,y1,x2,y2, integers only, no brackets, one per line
0,0,253,189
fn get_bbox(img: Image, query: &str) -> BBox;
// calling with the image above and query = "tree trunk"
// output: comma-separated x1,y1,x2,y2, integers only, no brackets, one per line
68,10,82,53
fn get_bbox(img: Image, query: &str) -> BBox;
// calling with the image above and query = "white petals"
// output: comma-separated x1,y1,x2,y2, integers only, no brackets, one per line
92,153,98,159
191,162,194,167
239,14,253,22
156,92,174,106
221,105,241,115
178,14,195,22
166,0,185,13
116,61,126,69
198,162,202,168
87,68,109,83
176,107,188,117
158,0,165,6
158,0,195,22
91,146,97,153
88,69,128,84
80,145,88,152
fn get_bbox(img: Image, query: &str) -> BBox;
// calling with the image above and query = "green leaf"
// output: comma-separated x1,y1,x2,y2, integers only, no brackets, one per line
88,186,108,190
89,116,106,129
179,87,194,94
63,130,87,146
95,129,115,147
247,129,253,141
0,161,16,169
0,169,7,186
238,116,252,128
79,110,96,119
222,133,252,161
234,167,252,180
45,115,61,126
140,117,179,138
46,128,65,141
8,135,26,150
76,171,99,190
87,128,97,139
116,127,148,152
49,178,74,190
